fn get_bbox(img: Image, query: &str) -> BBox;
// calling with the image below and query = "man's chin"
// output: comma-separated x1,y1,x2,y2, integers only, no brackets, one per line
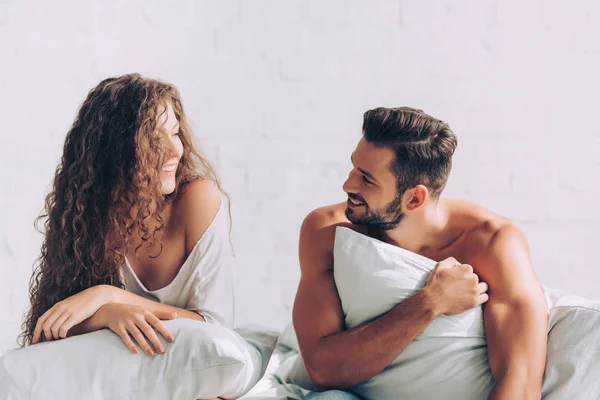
344,207,355,219
345,208,363,224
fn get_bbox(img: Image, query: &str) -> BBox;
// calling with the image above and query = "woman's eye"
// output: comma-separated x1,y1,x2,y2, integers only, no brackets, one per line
173,131,182,137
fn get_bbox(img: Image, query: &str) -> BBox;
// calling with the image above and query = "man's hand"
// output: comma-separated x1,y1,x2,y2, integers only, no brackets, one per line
32,285,114,343
425,257,489,315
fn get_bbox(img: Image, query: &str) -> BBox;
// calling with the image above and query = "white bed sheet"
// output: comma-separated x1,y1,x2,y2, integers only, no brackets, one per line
239,344,306,400
266,288,600,400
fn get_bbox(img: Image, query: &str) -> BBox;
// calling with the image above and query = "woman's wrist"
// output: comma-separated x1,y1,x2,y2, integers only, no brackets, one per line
94,303,113,328
68,303,111,336
93,284,120,305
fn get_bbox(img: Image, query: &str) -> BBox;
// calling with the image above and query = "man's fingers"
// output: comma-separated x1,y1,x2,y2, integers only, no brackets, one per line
478,293,490,305
147,314,175,342
459,263,474,274
437,257,459,269
127,324,154,356
477,282,488,294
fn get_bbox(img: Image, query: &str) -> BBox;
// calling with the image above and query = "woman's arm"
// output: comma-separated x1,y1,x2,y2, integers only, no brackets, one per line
68,285,207,337
69,301,179,356
109,286,206,322
34,180,230,342
34,284,206,343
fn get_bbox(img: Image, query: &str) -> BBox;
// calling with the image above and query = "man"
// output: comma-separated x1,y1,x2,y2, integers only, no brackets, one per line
292,107,548,400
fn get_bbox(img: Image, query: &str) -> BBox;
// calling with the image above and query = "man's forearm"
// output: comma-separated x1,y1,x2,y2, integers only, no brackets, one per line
488,375,541,400
307,288,438,390
485,300,547,400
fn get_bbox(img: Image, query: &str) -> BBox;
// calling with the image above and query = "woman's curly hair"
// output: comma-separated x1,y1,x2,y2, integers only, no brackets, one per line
20,73,223,346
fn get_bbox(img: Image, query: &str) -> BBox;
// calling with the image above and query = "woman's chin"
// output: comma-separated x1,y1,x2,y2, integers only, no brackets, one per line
160,180,177,195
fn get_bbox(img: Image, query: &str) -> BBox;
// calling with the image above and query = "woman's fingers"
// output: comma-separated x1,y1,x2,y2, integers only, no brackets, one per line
153,309,178,321
57,313,81,339
137,316,165,354
50,312,72,340
116,327,139,354
32,316,45,344
127,323,155,356
146,313,175,343
33,307,61,343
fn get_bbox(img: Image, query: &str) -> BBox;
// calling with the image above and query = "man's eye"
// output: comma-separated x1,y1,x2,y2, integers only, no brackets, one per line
362,176,373,185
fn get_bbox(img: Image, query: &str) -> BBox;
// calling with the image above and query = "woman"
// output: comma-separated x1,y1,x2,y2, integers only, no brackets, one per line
20,73,234,358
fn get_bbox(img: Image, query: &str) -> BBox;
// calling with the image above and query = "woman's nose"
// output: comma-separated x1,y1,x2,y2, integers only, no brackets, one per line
166,136,182,158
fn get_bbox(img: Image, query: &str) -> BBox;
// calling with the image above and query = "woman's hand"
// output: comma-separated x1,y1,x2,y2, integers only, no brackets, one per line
98,303,177,356
32,285,113,344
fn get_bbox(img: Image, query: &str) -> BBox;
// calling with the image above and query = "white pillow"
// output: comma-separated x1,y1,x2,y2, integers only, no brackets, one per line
0,319,278,400
328,227,600,400
540,289,600,399
333,227,492,400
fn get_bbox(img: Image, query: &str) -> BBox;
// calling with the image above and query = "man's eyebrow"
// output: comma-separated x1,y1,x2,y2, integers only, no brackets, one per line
350,153,377,182
358,168,376,182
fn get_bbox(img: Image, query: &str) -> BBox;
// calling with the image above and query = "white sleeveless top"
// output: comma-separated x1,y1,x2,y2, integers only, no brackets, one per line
120,196,234,328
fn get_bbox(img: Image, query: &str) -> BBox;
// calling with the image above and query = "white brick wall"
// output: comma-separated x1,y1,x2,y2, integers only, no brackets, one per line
2,0,600,355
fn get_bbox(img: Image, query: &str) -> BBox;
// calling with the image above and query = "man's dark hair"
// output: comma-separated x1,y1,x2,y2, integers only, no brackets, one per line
362,106,457,198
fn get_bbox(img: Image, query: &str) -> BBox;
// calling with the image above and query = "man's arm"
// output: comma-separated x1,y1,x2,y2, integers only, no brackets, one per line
474,225,548,400
292,207,488,390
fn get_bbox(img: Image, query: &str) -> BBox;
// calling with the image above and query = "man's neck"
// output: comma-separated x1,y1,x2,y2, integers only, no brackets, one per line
378,199,462,257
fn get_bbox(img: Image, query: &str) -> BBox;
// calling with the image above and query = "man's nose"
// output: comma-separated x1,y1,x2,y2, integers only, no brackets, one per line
342,170,358,193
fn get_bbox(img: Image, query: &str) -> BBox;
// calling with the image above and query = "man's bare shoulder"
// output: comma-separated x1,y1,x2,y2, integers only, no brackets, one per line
451,199,529,268
468,220,527,255
302,203,352,230
299,203,361,274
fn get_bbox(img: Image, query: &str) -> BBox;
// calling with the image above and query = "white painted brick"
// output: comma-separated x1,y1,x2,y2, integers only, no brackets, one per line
2,0,600,352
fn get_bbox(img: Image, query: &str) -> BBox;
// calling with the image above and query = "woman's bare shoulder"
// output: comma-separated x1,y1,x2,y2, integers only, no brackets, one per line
175,178,223,249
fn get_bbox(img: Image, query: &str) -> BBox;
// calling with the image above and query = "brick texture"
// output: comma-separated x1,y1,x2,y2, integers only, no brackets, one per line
2,0,600,354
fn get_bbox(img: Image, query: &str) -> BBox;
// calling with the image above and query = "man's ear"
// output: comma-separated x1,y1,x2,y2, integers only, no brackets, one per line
403,185,429,211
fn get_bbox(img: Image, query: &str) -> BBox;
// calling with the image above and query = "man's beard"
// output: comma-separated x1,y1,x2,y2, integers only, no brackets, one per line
345,192,405,230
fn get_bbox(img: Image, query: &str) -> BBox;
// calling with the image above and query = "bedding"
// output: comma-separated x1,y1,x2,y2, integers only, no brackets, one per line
284,227,600,399
0,320,277,400
4,226,599,399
